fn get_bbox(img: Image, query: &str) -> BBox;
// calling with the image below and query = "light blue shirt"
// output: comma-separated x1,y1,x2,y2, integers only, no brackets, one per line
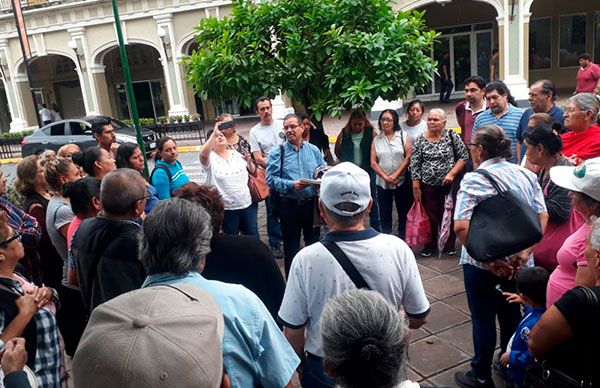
472,105,524,163
266,140,325,199
143,271,299,388
454,157,546,270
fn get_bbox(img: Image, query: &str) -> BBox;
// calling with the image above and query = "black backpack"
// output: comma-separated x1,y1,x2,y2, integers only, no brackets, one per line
150,160,182,187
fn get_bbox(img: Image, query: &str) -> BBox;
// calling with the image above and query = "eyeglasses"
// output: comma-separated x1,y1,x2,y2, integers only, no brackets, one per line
0,231,21,247
380,118,394,123
129,194,151,208
564,107,586,114
283,124,300,131
467,143,480,148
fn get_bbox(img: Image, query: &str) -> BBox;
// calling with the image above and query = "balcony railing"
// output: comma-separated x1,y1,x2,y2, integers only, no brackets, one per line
0,0,80,13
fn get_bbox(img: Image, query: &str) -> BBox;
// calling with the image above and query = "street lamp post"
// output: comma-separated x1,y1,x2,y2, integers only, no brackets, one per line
110,0,149,176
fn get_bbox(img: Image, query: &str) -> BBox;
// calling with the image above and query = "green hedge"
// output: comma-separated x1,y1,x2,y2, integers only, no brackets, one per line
0,130,33,139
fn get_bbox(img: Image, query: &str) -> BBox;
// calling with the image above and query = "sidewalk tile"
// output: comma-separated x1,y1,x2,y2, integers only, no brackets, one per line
408,335,469,378
448,267,465,281
443,292,470,314
423,274,465,300
423,302,470,334
428,360,471,387
410,327,430,343
418,263,441,281
419,257,461,273
407,367,423,382
437,322,474,355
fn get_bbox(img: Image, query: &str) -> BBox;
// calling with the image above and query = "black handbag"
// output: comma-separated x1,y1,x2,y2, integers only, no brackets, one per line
465,169,543,262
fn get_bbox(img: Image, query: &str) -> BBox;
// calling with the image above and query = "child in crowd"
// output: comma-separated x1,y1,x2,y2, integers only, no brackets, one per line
500,266,549,388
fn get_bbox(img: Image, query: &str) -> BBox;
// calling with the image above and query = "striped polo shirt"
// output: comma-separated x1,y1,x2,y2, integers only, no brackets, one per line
471,105,524,163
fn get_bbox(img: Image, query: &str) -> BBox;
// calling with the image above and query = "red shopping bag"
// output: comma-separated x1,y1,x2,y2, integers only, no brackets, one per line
405,201,432,248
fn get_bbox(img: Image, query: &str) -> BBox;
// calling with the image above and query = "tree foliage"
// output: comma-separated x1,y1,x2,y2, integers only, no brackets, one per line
185,0,437,119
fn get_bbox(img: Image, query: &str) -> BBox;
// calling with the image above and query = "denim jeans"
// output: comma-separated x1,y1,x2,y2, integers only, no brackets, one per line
463,264,521,380
265,195,282,247
300,355,335,388
222,202,259,236
368,172,381,232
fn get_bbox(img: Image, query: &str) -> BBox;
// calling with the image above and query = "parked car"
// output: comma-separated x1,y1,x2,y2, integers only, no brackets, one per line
21,116,157,157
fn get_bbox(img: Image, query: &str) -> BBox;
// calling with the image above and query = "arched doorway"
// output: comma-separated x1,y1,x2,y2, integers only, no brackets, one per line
406,0,499,99
26,54,85,118
0,84,11,132
102,44,167,120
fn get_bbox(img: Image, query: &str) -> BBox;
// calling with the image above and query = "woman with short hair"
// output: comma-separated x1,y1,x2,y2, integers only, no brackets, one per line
561,93,600,164
320,289,416,388
410,108,468,257
200,118,259,236
453,124,548,388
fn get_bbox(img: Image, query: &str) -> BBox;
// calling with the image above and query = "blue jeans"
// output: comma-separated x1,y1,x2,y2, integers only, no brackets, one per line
265,196,282,247
369,172,381,232
463,264,521,380
300,355,335,388
222,203,259,236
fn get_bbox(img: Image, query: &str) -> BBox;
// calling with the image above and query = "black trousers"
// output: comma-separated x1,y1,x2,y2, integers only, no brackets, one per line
56,285,87,356
280,197,319,277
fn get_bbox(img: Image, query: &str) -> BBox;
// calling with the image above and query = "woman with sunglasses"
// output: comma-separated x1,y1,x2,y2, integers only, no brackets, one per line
0,211,61,387
200,116,259,236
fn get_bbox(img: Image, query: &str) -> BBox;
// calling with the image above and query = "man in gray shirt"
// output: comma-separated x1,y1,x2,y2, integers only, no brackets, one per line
249,97,284,258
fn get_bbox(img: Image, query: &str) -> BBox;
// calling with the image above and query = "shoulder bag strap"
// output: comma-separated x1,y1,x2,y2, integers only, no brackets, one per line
448,129,457,163
279,144,285,178
473,169,505,195
578,286,599,306
321,240,371,290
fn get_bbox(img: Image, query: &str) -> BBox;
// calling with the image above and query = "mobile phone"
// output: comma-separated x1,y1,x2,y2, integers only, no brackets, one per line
218,121,235,131
495,284,503,293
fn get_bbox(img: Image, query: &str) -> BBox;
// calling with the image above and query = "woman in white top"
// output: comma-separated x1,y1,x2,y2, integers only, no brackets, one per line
200,116,259,236
400,99,427,143
371,109,412,235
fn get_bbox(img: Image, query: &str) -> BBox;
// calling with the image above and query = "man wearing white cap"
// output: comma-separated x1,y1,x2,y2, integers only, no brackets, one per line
278,162,430,387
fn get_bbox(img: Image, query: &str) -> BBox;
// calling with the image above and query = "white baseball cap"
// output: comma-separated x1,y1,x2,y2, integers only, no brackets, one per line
320,162,371,216
550,157,600,202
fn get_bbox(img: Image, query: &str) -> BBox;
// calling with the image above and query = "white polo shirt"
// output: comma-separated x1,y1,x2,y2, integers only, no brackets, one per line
249,120,284,155
278,229,430,357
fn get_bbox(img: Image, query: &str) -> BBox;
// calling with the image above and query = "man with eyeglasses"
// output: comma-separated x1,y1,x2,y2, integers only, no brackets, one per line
71,169,147,312
516,79,564,163
266,113,326,276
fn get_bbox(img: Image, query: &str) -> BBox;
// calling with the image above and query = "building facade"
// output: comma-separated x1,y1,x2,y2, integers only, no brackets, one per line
0,0,598,132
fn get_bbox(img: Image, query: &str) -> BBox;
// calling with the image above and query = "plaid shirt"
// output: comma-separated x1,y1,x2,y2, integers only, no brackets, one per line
0,277,61,387
454,157,547,270
0,196,41,249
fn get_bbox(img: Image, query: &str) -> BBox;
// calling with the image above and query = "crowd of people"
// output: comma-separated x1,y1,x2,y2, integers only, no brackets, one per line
0,67,598,388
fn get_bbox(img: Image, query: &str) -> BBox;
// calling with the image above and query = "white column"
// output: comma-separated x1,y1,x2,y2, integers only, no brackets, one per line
154,14,188,116
0,40,28,131
499,0,529,103
68,27,100,115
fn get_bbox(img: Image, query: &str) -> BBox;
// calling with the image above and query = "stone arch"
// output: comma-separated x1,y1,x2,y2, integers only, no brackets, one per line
177,32,198,58
14,50,77,76
400,0,503,17
90,38,162,67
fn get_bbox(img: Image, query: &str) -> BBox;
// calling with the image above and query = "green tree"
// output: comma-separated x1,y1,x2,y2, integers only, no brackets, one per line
186,0,437,119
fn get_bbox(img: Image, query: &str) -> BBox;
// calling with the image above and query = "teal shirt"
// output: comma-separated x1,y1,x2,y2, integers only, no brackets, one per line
143,272,300,387
151,160,190,200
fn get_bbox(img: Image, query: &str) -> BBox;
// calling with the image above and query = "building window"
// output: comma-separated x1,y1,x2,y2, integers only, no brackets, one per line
595,12,600,62
529,18,551,70
559,14,587,68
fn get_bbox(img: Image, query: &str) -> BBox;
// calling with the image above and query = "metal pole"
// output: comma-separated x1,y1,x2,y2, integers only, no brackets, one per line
10,0,42,129
111,0,149,176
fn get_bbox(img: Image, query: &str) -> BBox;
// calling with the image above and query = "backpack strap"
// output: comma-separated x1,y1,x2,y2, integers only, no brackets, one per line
150,164,172,184
321,240,371,290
